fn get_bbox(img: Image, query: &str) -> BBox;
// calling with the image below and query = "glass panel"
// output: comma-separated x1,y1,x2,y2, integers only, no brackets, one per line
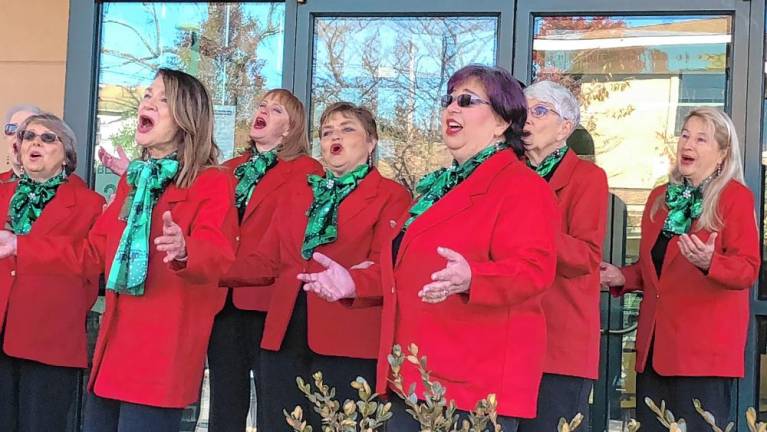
532,15,731,431
309,16,497,190
95,4,285,432
758,10,767,422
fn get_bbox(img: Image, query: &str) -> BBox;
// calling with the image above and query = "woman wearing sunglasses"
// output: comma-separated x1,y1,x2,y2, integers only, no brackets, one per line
296,65,559,430
0,113,104,432
515,81,609,431
223,101,411,431
2,105,41,181
0,68,237,432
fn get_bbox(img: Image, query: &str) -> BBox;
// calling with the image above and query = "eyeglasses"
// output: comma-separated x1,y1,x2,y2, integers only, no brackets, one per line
3,123,17,136
440,94,491,108
528,104,561,119
19,130,61,144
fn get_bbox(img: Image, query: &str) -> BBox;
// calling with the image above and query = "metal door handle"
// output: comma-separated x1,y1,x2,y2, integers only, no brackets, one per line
601,323,638,335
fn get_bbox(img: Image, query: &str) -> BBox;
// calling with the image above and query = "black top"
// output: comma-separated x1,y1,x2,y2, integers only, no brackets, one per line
391,230,405,266
650,232,672,278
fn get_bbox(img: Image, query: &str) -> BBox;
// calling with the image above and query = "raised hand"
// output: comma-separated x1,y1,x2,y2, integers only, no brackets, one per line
154,211,187,263
98,145,131,176
678,232,717,271
418,247,471,304
297,252,356,302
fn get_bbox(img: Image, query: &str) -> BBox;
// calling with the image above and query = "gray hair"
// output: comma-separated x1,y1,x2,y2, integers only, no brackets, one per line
3,104,42,124
524,80,581,133
16,113,78,175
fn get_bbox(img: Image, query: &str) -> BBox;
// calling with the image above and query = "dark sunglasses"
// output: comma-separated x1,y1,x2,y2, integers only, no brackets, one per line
528,104,561,119
440,93,491,108
19,130,61,144
3,123,17,137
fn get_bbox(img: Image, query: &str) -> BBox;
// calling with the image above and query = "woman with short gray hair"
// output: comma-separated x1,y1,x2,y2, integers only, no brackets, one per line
517,80,609,431
0,113,105,431
2,105,41,180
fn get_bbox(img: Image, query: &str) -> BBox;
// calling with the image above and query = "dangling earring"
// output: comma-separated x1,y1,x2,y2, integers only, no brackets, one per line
716,163,722,177
367,151,373,167
61,162,68,179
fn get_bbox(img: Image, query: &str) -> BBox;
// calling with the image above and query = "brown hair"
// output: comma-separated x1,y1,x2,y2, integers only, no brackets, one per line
250,89,309,161
319,102,379,142
150,68,220,188
17,113,77,175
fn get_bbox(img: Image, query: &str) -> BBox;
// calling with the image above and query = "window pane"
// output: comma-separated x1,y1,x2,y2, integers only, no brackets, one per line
310,16,497,190
532,15,731,430
95,2,285,199
758,9,767,421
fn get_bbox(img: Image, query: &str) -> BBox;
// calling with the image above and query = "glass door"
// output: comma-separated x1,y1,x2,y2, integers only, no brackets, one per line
514,1,751,431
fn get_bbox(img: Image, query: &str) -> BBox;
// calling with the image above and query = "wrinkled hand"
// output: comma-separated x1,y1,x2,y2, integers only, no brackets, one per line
599,262,625,288
0,230,18,258
154,211,186,263
98,145,130,176
678,233,717,271
297,252,356,302
102,193,116,213
418,247,471,304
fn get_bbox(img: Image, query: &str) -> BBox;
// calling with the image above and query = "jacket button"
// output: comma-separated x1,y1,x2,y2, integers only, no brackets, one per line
656,293,660,299
235,236,240,242
10,270,15,277
391,285,395,293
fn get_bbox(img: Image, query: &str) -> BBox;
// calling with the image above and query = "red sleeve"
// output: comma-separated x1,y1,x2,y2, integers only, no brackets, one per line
612,262,643,296
706,185,760,290
558,167,609,278
350,184,412,306
220,202,281,287
170,171,237,285
467,179,559,306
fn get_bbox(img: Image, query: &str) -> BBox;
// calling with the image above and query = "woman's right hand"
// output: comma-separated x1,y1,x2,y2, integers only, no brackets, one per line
599,261,625,288
297,252,357,302
0,230,18,258
98,145,130,176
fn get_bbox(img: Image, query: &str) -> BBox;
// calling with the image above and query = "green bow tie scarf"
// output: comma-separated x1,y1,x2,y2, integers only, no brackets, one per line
106,157,179,296
662,181,704,236
404,142,508,230
8,172,67,235
233,150,278,211
527,145,568,178
301,164,370,260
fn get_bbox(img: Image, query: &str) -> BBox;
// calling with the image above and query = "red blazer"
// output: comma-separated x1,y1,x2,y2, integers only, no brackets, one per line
613,180,759,377
222,153,323,311
224,167,411,359
0,170,14,182
17,168,237,408
354,150,559,418
0,174,103,368
540,151,608,379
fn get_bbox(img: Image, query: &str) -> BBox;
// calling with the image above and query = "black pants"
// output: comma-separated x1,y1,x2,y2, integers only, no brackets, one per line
0,336,79,432
636,348,735,432
517,373,592,432
206,291,265,431
384,393,519,431
83,392,183,432
258,291,377,431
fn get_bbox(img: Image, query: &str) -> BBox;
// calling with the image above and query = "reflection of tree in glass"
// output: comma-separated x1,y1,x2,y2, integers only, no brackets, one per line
311,17,496,191
99,3,283,155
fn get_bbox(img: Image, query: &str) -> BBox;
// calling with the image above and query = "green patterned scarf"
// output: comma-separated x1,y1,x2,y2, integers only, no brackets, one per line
662,176,713,236
233,148,278,211
404,142,508,230
301,164,370,259
106,155,179,296
527,145,568,178
8,172,67,235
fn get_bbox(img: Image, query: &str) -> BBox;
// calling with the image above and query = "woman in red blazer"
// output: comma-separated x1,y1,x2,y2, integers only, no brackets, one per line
601,108,759,431
298,65,560,430
223,101,410,431
207,89,323,431
516,80,608,431
0,69,237,432
0,113,104,432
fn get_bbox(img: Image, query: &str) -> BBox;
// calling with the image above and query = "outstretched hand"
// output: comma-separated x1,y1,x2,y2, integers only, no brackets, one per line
154,211,186,263
297,252,357,302
418,247,471,304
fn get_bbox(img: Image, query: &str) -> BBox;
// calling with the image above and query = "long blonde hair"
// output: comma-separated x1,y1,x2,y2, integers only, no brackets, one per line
147,68,220,188
651,107,745,231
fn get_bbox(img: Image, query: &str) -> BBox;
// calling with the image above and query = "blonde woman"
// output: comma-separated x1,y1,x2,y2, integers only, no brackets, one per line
600,108,759,431
0,68,237,431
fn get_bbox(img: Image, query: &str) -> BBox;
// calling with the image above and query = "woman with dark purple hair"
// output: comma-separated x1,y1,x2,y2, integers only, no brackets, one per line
297,64,559,429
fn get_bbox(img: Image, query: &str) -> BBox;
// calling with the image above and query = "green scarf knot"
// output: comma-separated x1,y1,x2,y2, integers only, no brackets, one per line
662,178,708,236
106,155,179,296
233,149,278,211
301,164,370,259
404,142,508,230
527,145,568,178
8,172,67,235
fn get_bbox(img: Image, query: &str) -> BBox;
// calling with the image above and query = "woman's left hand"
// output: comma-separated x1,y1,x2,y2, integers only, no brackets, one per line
678,232,718,271
154,211,187,263
418,247,471,303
